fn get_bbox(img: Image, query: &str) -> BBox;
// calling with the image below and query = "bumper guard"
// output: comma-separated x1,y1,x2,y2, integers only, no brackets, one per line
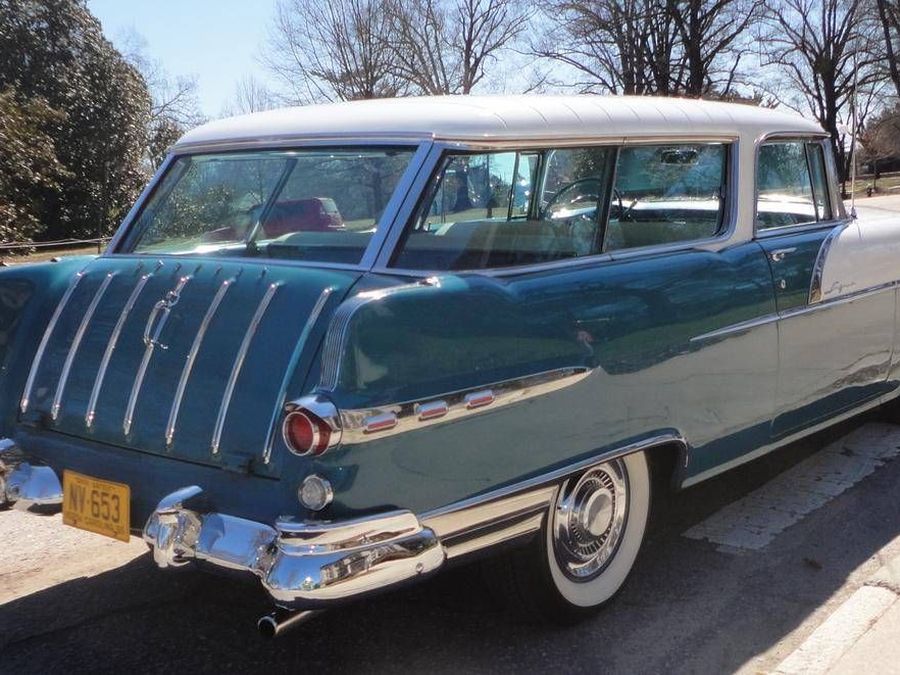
142,486,446,609
0,439,64,509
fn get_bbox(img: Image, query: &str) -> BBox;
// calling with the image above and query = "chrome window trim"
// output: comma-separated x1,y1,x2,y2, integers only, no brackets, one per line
374,137,740,276
752,131,833,237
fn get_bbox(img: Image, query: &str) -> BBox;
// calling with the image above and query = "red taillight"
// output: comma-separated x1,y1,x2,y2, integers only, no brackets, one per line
283,410,331,456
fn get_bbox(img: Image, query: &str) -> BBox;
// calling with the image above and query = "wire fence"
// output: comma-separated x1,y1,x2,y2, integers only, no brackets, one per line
0,237,111,253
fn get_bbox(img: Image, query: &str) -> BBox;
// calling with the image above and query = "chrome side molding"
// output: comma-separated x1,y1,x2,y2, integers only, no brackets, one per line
335,366,592,445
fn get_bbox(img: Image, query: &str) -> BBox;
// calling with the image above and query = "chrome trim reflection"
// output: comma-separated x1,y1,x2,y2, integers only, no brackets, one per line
809,223,849,304
143,488,445,609
690,312,779,343
20,270,86,414
211,282,279,455
318,278,440,391
338,367,591,445
51,273,115,421
282,395,343,457
86,271,154,428
124,275,191,435
165,278,234,446
263,286,336,464
422,431,688,559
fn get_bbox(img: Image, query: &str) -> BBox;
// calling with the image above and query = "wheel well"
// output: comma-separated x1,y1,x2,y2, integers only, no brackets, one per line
645,441,686,494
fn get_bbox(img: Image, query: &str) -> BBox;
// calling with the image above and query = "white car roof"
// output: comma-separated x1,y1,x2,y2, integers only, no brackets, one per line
174,95,825,150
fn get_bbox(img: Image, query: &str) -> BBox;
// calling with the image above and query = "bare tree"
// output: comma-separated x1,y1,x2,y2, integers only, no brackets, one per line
222,75,278,116
532,0,677,94
264,0,405,102
385,0,530,95
668,0,765,96
118,29,204,167
876,0,900,98
533,0,757,96
762,0,885,181
119,29,204,130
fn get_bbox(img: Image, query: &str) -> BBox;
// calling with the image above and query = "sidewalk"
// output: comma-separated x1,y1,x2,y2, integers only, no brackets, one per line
772,551,900,674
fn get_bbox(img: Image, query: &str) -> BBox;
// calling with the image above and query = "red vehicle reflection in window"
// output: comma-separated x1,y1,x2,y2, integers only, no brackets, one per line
263,198,345,236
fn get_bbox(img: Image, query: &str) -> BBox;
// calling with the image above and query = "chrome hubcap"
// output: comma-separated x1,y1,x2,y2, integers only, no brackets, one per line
552,460,629,581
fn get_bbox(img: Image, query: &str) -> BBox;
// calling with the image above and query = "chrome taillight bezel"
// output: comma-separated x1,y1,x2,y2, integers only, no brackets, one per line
282,395,343,457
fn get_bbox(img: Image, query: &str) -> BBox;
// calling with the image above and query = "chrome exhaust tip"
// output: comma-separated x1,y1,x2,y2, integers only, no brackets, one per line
257,609,321,638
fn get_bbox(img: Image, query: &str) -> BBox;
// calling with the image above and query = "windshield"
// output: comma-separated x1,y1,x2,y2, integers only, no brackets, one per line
123,147,416,264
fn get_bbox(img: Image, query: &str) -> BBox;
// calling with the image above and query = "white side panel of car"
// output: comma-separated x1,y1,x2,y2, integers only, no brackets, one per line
817,214,900,303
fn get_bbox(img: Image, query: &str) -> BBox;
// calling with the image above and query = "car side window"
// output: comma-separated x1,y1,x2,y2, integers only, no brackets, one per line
393,147,613,271
605,143,728,251
756,140,832,230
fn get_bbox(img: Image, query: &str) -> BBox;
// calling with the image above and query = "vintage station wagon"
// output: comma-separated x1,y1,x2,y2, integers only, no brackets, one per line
1,96,894,636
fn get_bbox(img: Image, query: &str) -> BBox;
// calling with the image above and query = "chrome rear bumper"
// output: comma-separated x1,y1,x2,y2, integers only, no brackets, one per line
142,485,446,609
0,439,64,509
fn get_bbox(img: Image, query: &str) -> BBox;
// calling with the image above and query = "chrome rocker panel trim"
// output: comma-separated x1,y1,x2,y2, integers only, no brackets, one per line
142,487,446,609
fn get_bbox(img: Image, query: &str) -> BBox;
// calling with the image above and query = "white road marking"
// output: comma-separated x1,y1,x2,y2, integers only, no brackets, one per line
773,586,897,675
683,422,900,551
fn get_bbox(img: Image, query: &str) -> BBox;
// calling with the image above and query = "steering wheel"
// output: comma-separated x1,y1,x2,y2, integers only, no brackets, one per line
612,188,637,222
542,177,601,218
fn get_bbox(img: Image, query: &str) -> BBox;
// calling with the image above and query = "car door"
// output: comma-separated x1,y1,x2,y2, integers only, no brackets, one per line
755,138,894,437
380,140,779,487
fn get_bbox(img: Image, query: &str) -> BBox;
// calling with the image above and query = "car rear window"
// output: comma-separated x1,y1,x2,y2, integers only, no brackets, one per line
123,148,415,264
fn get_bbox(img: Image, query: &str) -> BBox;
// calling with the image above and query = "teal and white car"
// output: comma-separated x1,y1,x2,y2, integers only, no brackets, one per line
1,96,890,635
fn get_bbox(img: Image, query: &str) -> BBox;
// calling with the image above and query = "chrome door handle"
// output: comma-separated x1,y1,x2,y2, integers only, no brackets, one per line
769,247,797,262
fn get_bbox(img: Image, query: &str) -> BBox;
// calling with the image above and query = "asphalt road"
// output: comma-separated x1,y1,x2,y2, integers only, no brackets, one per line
2,410,900,674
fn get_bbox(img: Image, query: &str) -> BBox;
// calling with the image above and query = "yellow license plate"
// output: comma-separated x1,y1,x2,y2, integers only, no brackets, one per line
62,470,131,542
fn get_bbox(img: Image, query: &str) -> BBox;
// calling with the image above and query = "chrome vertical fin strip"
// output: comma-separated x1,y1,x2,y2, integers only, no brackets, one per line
20,271,86,414
86,272,153,428
165,278,234,447
262,286,335,464
123,275,191,436
50,273,115,421
211,282,279,455
808,223,848,304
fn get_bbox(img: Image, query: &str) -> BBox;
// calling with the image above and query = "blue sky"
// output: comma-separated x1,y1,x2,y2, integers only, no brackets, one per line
88,0,277,117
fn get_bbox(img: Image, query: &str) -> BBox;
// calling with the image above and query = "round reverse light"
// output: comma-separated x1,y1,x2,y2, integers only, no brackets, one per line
299,474,333,511
283,410,330,456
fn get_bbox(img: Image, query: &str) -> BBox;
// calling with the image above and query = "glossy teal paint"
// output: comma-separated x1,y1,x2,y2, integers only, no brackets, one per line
757,227,831,312
10,255,359,479
314,243,781,514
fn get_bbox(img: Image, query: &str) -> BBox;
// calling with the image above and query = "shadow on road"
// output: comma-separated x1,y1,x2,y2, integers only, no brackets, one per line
1,414,899,674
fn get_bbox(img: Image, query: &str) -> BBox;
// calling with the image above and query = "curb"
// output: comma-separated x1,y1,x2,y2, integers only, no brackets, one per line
772,554,900,674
